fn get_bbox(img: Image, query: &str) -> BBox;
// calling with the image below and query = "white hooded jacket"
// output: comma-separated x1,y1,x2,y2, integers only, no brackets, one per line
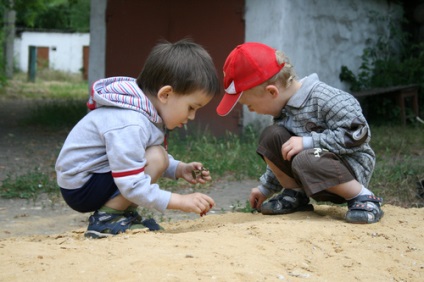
55,77,178,212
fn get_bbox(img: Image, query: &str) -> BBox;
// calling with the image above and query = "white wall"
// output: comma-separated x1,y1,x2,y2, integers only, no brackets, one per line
14,31,90,74
243,0,403,128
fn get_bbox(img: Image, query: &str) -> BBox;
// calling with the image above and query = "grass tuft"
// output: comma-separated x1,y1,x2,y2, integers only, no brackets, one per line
0,169,58,200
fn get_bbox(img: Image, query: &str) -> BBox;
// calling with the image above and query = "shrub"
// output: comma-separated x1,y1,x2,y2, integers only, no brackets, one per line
339,10,424,124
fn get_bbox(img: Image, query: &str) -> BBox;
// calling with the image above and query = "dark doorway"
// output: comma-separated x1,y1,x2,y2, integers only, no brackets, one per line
105,0,245,136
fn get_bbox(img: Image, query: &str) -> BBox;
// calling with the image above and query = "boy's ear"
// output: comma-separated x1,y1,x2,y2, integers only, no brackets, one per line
265,85,279,97
157,85,173,103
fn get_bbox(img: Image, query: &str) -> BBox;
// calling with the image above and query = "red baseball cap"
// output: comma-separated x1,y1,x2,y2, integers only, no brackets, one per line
216,42,285,116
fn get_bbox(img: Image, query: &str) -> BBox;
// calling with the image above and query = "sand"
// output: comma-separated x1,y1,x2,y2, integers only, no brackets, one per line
1,202,423,282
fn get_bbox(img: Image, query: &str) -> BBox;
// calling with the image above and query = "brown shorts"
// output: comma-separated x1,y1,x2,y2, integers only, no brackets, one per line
257,124,355,203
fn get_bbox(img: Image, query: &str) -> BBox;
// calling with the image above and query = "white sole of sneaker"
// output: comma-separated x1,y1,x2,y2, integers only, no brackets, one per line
84,230,115,239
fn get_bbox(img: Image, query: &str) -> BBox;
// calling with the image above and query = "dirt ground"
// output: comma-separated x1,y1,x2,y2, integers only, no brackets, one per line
1,98,423,281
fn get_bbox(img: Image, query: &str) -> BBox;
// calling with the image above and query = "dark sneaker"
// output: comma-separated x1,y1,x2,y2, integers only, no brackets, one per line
260,189,314,215
84,210,162,239
345,195,384,224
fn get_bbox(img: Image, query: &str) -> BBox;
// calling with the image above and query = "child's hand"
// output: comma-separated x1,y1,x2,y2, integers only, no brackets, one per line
249,187,267,210
282,136,304,161
178,162,211,184
167,193,215,216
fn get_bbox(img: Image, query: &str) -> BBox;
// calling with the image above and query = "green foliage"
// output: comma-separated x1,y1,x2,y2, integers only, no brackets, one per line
29,1,71,30
339,10,415,91
0,0,90,32
339,9,424,125
29,0,90,32
68,0,90,32
1,0,45,27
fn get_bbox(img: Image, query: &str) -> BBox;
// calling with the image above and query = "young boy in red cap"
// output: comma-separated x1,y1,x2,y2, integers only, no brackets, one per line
217,42,383,224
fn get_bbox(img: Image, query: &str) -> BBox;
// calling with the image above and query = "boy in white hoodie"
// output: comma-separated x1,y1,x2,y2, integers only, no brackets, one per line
56,39,221,238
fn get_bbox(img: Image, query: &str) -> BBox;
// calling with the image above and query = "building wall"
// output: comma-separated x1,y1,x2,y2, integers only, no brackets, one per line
88,0,405,133
14,31,90,74
243,0,403,128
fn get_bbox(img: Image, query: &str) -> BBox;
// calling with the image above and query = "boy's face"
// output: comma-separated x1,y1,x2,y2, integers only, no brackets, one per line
159,89,213,130
239,84,285,117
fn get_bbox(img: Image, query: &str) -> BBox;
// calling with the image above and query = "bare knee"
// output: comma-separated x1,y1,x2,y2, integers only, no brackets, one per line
145,145,168,183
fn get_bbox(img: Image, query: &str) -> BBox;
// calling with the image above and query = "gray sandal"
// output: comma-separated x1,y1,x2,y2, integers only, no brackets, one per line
345,195,384,224
260,189,314,215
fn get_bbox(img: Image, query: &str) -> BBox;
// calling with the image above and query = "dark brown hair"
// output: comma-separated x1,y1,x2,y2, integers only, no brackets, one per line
137,39,221,97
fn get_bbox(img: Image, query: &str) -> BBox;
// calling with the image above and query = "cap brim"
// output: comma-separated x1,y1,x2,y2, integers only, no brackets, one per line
216,92,242,116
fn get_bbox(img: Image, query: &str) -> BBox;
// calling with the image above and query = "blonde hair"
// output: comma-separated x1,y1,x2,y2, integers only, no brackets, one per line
265,50,296,88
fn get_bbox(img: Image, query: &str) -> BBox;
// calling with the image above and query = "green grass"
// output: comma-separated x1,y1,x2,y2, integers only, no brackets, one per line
156,128,264,190
1,122,422,208
368,125,424,207
0,169,58,200
1,70,88,128
21,98,87,128
0,70,87,99
0,72,423,208
169,128,263,178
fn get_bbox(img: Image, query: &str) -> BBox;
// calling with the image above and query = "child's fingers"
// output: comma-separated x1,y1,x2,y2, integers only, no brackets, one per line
200,203,214,217
199,195,214,216
191,167,210,181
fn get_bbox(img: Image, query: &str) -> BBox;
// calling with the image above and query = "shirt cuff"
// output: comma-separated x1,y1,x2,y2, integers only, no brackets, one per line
163,156,180,179
258,185,274,198
302,136,314,149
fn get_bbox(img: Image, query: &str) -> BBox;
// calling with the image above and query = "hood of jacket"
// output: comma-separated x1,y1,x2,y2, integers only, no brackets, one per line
87,76,162,124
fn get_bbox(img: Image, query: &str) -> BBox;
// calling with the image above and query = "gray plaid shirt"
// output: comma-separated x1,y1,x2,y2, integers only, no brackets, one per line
259,74,375,197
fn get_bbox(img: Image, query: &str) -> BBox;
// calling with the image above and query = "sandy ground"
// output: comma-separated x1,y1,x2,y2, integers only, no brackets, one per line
1,98,424,281
0,202,423,282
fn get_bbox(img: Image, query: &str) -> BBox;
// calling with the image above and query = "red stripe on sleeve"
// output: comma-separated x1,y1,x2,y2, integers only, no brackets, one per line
112,167,145,178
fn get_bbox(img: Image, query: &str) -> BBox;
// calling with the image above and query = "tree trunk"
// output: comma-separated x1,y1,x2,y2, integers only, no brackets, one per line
3,0,16,79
